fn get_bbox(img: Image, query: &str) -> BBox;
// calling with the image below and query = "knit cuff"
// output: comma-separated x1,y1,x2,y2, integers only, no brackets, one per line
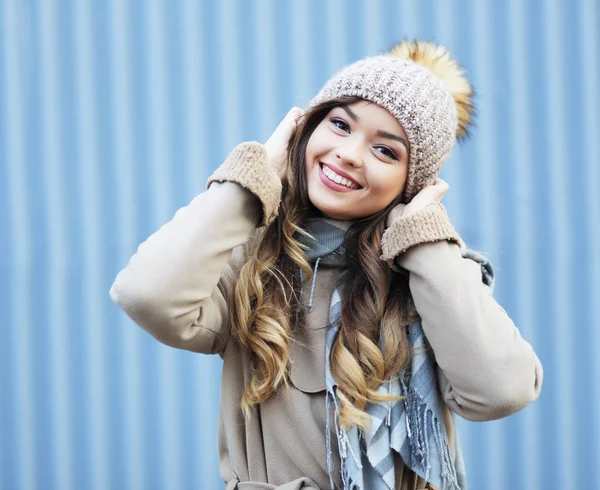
207,142,282,227
380,203,465,262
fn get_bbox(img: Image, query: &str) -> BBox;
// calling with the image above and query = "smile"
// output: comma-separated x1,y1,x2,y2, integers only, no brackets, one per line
319,163,361,190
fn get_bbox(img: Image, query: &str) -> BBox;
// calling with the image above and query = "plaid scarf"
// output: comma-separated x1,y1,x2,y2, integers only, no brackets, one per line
298,217,467,490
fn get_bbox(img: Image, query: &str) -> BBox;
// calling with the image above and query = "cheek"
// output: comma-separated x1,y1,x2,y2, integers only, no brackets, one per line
304,157,311,182
304,144,317,174
304,142,316,171
304,151,320,187
367,166,407,197
305,136,326,175
306,126,329,156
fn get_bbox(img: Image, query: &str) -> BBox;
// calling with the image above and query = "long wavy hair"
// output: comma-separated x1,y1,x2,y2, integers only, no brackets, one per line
231,96,421,429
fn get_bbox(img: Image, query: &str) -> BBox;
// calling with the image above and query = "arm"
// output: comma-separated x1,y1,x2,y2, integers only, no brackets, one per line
109,142,281,356
381,203,543,421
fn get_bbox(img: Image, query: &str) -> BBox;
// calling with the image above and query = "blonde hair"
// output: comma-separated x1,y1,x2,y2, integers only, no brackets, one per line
230,96,422,429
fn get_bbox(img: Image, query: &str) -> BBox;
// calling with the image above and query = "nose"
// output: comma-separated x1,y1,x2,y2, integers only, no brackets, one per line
335,140,362,168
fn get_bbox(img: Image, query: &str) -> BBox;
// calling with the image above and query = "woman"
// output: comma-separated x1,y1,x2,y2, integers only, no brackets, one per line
110,40,543,489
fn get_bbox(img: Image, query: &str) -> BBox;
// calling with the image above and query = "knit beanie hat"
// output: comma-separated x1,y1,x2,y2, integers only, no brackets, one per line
306,40,475,203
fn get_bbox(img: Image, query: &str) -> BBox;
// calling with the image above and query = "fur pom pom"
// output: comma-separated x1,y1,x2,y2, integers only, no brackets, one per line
388,40,475,140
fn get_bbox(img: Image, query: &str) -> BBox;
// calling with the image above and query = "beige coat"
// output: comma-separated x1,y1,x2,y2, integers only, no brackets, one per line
109,142,543,489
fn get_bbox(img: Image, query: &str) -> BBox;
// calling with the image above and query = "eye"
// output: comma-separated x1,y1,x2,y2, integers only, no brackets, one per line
329,118,350,133
375,145,399,161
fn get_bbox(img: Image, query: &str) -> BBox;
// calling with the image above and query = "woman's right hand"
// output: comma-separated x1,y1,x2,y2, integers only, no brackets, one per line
264,107,304,182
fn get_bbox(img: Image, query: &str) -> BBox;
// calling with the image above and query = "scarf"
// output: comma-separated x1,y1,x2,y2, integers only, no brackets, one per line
297,217,467,490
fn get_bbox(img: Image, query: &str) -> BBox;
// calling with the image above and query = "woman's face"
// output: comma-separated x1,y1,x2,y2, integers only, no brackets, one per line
304,100,410,220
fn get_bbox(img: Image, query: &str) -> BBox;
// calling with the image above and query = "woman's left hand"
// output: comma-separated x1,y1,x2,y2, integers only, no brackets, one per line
388,178,450,225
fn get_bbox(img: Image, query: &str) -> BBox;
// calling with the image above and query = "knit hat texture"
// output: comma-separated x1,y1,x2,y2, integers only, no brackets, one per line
307,41,473,203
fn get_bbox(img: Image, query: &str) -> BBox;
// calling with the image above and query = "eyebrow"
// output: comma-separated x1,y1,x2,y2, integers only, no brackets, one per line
340,105,409,150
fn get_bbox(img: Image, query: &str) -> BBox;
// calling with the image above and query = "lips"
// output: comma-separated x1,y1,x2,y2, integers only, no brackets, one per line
319,162,362,188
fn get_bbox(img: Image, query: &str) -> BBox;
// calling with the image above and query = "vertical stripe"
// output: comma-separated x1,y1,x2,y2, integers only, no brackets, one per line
3,1,35,489
180,3,208,486
543,0,576,488
344,0,366,61
39,0,72,488
0,4,5,485
217,0,243,154
326,0,349,70
147,0,174,224
182,0,207,191
127,3,161,487
580,0,600,487
27,2,54,482
146,1,182,489
470,2,504,488
506,0,541,487
254,0,278,142
522,3,558,488
434,0,463,232
57,2,90,487
107,1,144,488
363,0,383,57
290,0,313,105
73,1,109,489
396,0,419,40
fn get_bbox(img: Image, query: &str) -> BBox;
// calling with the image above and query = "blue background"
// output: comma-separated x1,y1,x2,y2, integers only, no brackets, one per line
1,0,599,489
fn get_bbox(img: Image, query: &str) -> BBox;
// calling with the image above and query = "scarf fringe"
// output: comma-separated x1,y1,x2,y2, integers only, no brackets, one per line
404,386,461,490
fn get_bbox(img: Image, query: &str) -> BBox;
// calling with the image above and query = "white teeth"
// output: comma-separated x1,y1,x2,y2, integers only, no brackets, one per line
322,164,359,189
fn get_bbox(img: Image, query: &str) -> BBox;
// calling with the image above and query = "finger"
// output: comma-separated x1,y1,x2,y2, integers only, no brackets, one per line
437,185,449,201
434,178,449,194
421,181,448,203
291,108,305,124
288,107,303,118
282,109,303,130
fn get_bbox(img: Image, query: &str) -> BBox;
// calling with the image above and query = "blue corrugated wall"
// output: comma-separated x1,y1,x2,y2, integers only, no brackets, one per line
1,1,599,489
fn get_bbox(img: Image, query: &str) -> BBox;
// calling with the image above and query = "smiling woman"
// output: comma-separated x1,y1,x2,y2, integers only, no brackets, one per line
305,101,409,220
110,39,543,490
